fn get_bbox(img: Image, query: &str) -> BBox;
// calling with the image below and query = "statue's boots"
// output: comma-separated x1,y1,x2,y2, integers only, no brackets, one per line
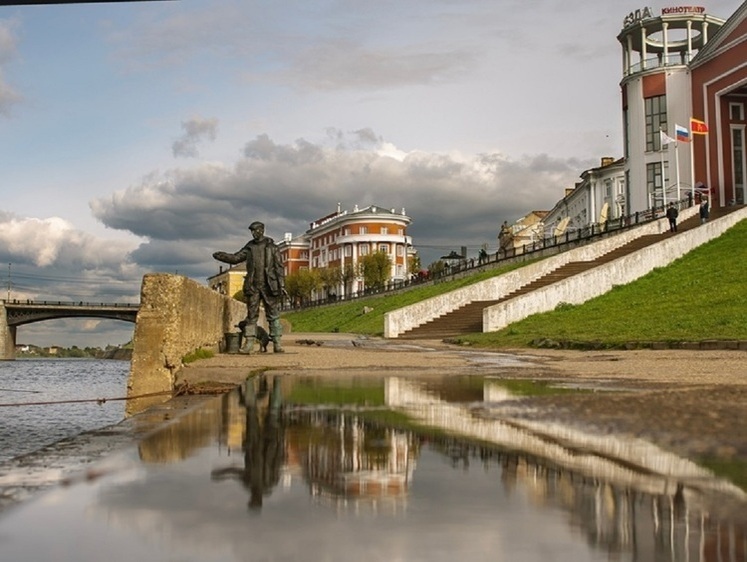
239,322,257,354
270,318,284,353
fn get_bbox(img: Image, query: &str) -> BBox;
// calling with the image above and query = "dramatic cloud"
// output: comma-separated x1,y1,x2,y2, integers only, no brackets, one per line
0,212,143,302
91,132,592,267
172,116,219,158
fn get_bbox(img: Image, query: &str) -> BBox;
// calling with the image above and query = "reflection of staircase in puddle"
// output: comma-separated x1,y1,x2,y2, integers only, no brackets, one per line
384,377,746,502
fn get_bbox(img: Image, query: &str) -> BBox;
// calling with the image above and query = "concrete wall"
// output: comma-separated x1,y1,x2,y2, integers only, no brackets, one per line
484,207,747,332
127,273,245,414
384,206,697,338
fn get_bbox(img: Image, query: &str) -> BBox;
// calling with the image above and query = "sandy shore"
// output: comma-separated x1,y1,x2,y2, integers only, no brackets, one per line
179,332,747,387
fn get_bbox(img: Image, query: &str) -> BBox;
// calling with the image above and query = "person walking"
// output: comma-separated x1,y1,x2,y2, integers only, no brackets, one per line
700,198,710,224
213,221,287,353
666,203,679,233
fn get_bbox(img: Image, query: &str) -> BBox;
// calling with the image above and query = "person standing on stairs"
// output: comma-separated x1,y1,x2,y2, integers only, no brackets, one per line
666,203,679,233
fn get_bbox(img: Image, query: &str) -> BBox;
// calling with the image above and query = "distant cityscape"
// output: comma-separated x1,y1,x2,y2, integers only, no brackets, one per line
16,342,132,359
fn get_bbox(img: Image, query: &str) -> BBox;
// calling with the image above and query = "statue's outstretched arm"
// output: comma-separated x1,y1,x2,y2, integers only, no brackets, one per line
213,250,244,265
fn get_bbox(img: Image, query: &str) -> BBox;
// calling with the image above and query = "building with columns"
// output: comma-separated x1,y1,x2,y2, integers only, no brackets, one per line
618,5,734,210
540,4,747,242
543,157,626,239
279,204,414,299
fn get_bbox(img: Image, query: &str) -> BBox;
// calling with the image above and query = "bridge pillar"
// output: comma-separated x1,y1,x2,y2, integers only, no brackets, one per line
0,304,17,360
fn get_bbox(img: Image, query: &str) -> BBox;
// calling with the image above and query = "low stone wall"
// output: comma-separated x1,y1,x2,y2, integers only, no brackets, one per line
127,273,245,414
384,207,698,338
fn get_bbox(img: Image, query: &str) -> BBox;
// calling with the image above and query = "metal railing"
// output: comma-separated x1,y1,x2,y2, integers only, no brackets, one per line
285,197,697,311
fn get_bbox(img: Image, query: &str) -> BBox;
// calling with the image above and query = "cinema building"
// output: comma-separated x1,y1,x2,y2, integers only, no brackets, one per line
620,4,747,211
543,4,747,239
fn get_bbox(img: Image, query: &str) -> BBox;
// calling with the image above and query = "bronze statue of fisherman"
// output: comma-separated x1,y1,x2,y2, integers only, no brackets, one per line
213,221,286,353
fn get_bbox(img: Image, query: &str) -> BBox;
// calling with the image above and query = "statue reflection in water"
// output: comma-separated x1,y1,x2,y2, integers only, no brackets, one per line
211,375,285,511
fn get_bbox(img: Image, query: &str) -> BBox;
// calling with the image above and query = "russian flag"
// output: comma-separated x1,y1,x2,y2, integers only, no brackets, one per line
675,124,690,142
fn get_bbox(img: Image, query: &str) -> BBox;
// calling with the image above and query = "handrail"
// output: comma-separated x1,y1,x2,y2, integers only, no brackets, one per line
286,197,700,310
2,300,140,308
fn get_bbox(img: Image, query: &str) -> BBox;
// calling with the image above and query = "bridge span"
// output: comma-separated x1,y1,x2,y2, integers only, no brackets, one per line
1,300,140,360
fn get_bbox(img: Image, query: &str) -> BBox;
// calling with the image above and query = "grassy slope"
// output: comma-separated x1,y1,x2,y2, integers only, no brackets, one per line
282,220,747,347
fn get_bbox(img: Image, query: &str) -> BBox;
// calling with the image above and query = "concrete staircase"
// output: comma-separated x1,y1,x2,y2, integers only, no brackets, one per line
398,208,724,340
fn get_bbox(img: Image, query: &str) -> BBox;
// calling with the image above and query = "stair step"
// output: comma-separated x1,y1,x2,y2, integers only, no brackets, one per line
400,211,725,339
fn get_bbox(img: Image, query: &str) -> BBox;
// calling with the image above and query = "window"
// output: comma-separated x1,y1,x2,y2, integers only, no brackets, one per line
730,103,744,121
381,226,388,235
379,244,389,253
398,228,403,235
359,244,369,256
300,251,308,260
359,226,368,234
645,94,667,152
396,264,403,277
343,227,350,236
732,126,745,203
396,245,404,256
344,246,352,257
646,162,665,206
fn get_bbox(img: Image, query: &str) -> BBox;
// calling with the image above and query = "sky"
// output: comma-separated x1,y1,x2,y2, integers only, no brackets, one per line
0,0,743,347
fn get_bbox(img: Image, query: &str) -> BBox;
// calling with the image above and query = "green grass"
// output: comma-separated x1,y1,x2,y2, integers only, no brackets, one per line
283,219,747,348
282,260,534,335
182,348,215,364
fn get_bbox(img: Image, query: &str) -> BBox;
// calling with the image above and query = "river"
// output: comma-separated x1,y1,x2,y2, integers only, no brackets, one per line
0,359,129,463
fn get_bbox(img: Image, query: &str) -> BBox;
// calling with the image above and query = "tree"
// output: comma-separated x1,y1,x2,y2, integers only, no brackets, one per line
285,269,322,306
408,253,421,275
427,260,446,278
318,266,342,299
360,251,391,291
341,263,357,298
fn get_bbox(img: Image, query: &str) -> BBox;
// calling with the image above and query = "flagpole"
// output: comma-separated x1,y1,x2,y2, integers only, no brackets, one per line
690,133,695,202
660,138,667,208
675,140,681,202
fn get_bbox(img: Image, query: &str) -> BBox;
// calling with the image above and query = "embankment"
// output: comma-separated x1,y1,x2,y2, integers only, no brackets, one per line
127,273,245,414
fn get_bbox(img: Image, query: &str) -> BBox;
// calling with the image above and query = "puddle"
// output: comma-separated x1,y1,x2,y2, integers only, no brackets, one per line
1,374,745,562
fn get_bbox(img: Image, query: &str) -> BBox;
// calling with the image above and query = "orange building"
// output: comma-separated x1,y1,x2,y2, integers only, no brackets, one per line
278,204,414,298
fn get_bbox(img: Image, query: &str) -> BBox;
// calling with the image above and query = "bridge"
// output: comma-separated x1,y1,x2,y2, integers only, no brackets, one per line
0,300,140,360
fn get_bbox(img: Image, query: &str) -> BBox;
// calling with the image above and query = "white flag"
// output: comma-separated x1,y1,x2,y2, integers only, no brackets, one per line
660,129,677,146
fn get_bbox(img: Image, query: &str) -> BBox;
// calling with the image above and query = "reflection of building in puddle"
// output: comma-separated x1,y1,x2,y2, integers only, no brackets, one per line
386,376,747,562
204,376,418,513
287,411,417,513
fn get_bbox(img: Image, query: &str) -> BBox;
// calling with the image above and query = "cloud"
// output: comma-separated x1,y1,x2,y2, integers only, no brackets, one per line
172,116,219,158
0,212,143,302
0,18,21,116
282,39,476,92
91,131,592,267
